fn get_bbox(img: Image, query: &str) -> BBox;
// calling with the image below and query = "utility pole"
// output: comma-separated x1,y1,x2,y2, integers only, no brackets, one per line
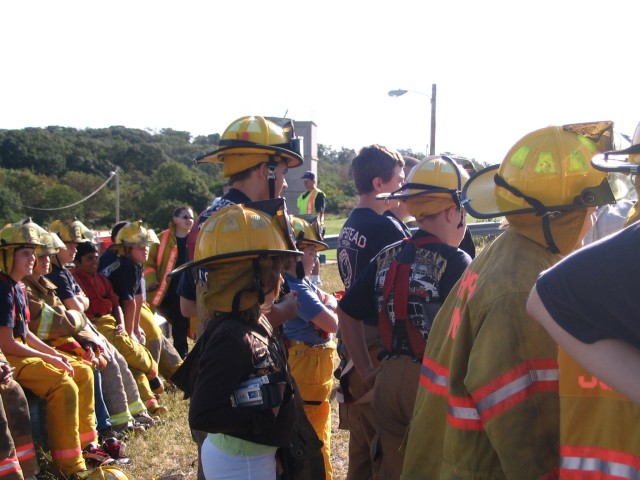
113,167,121,224
430,83,437,155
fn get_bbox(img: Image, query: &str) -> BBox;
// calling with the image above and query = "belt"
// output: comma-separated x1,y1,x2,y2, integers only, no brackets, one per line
286,339,332,350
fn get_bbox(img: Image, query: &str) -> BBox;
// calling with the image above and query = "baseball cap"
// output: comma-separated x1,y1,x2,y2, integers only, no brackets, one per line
301,171,315,180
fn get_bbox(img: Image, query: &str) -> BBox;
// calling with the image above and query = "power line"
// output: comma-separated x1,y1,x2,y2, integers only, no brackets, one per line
5,170,118,211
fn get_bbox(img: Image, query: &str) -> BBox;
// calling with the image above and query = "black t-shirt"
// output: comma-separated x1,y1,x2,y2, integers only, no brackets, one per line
536,222,640,349
337,208,408,290
167,236,188,297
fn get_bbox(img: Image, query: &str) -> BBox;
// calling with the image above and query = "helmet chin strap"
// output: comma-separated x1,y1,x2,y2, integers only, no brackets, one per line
267,155,277,199
457,209,465,229
494,174,560,254
231,258,264,313
295,260,305,279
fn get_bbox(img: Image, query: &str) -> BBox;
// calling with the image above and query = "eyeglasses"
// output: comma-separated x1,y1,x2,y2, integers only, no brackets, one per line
180,215,194,220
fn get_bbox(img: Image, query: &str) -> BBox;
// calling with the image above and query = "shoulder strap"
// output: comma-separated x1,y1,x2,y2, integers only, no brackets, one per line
378,235,442,359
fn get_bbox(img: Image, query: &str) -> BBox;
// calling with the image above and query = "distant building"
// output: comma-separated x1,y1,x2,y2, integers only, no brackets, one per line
285,120,318,215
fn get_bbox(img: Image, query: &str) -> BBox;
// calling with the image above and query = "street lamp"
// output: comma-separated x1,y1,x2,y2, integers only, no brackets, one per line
388,83,437,155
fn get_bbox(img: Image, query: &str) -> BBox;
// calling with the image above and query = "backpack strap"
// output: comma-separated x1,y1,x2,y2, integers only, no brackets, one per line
378,235,442,360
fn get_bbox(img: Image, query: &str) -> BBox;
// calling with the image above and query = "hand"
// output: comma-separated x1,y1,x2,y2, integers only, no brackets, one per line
275,292,299,319
0,363,13,385
134,327,146,345
363,366,381,390
270,382,287,417
82,347,98,367
49,354,74,377
114,323,126,335
323,292,338,310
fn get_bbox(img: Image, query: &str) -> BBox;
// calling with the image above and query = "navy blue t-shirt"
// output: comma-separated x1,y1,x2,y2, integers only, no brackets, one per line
106,255,143,303
337,208,408,291
339,231,471,335
536,222,640,349
178,188,252,301
45,262,82,301
0,273,29,341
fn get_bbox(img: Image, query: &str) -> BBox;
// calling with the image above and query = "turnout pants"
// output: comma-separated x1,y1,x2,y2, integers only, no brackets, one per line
0,372,38,480
370,356,420,480
288,341,336,480
139,303,182,379
343,343,382,480
93,329,145,426
92,314,157,403
6,352,95,477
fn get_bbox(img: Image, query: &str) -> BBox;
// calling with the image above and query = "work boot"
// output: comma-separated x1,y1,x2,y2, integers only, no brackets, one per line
102,437,132,466
134,409,161,428
145,397,169,415
82,442,115,468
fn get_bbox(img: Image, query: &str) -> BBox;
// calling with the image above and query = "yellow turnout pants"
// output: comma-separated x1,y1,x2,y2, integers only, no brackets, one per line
288,340,336,480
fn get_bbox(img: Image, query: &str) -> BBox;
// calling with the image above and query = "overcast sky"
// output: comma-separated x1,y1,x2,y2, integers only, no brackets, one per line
1,0,638,166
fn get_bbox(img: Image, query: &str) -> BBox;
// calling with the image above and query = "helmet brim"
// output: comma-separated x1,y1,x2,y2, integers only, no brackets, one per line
169,249,302,278
463,164,620,219
195,144,304,169
297,239,329,252
462,164,527,218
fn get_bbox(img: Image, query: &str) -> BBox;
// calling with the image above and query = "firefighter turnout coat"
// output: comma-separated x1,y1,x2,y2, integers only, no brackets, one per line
402,229,561,479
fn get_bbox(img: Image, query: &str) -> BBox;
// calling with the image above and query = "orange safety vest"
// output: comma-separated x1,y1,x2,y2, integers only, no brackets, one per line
144,229,178,308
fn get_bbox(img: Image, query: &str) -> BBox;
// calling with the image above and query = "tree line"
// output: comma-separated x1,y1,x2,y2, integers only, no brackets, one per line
0,126,479,232
0,126,376,231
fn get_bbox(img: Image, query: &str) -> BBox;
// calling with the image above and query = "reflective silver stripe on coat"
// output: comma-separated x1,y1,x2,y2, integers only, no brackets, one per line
562,456,640,480
476,368,558,413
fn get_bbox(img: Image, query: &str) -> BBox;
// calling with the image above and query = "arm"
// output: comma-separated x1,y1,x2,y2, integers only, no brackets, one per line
180,297,197,318
112,306,126,335
189,331,278,435
315,192,326,225
266,292,298,329
309,308,338,334
337,306,377,389
309,287,338,333
144,243,160,291
464,293,559,479
0,327,74,376
121,299,137,337
62,295,87,314
527,286,640,404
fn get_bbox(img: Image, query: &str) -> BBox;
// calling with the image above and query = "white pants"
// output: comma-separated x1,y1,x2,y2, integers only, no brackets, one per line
201,438,277,480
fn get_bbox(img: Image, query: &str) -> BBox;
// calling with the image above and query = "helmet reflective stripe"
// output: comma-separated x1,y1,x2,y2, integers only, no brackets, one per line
115,221,159,246
50,218,93,243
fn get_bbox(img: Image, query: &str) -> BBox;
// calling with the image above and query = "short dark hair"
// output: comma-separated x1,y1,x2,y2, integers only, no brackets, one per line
402,155,420,178
110,221,128,242
228,162,263,185
74,241,98,263
351,145,405,194
173,206,191,218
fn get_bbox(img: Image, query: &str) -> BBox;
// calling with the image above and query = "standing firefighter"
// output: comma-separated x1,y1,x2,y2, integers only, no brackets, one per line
338,156,472,479
524,120,640,478
401,123,618,479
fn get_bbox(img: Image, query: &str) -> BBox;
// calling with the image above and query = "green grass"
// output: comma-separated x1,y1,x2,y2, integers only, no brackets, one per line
323,216,346,236
322,216,345,262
